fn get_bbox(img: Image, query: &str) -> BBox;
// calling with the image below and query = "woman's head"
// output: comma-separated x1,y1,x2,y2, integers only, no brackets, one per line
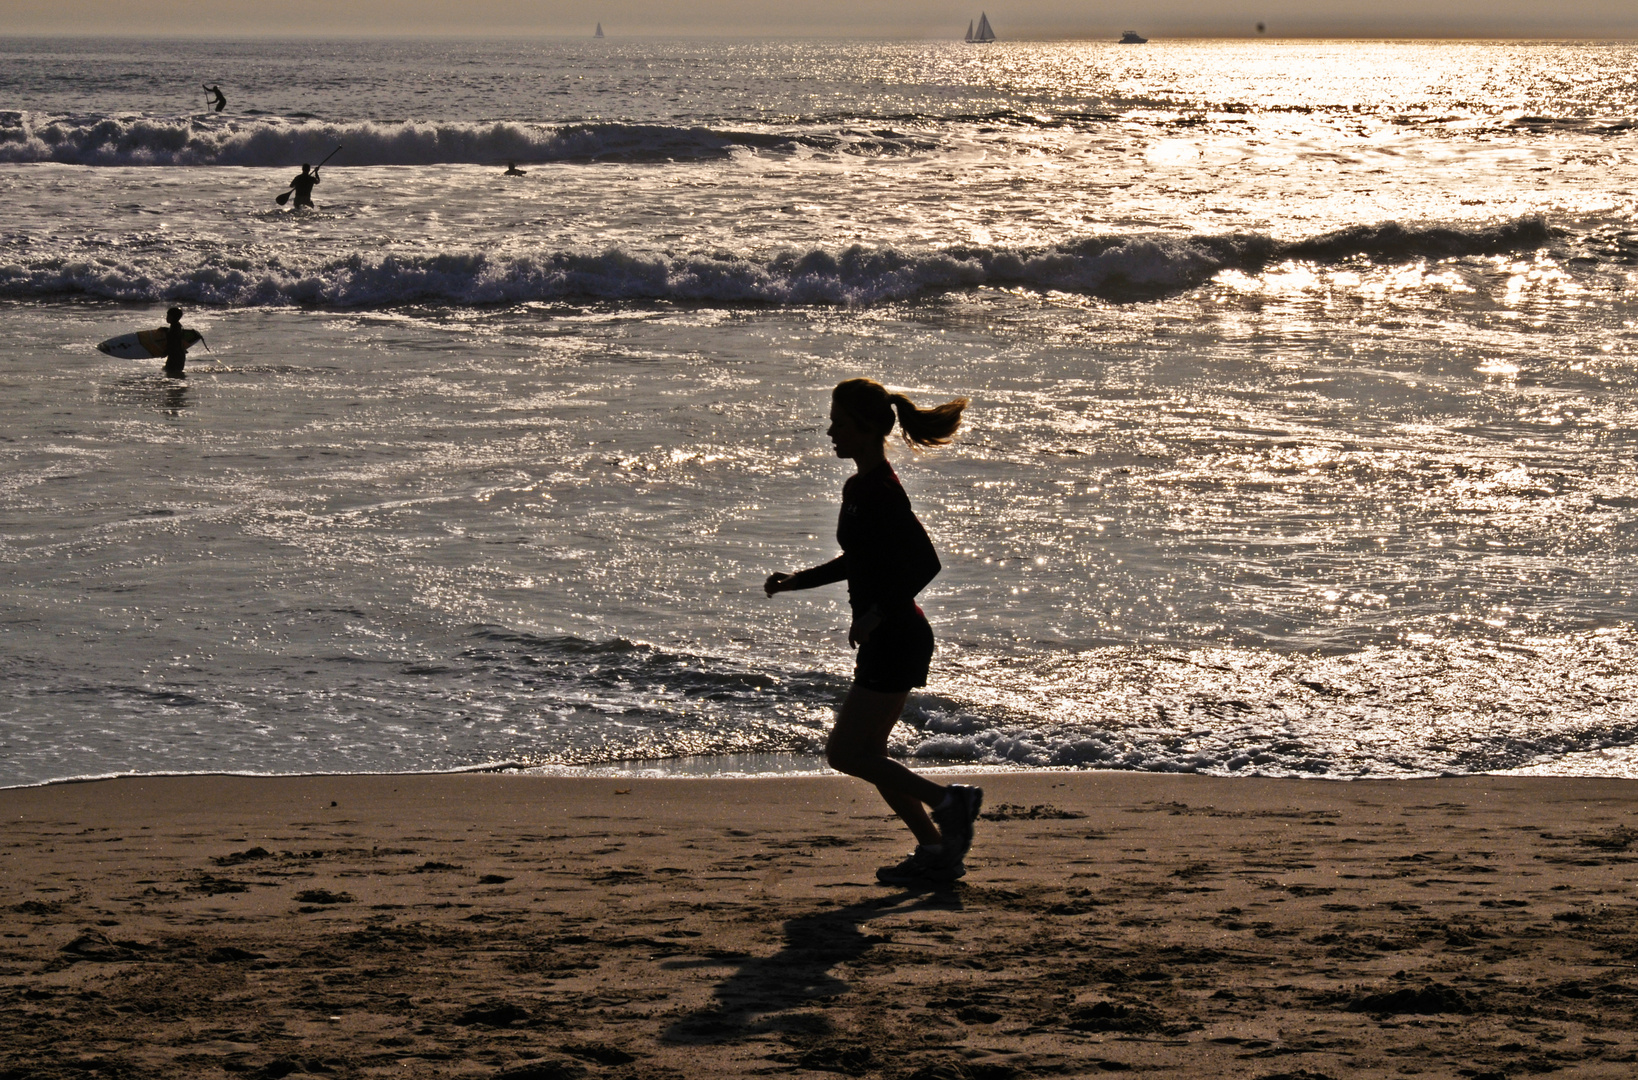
829,378,968,454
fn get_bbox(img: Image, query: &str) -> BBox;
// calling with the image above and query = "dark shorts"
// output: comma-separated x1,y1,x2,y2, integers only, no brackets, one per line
853,607,935,693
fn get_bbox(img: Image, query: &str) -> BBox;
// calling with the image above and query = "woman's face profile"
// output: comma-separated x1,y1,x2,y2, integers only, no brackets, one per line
827,404,876,460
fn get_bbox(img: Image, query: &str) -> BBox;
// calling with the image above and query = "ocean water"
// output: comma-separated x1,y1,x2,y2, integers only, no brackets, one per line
3,36,1638,788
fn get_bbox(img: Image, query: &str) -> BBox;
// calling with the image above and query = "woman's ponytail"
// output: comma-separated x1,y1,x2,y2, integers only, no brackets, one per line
888,392,968,447
833,378,968,448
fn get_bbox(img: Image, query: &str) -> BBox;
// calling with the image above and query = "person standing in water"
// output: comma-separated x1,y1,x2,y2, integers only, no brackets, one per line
203,84,227,112
288,163,320,208
162,307,189,378
765,378,982,885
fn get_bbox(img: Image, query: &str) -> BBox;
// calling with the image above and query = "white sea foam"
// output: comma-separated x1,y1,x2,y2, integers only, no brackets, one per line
0,219,1554,307
6,109,1628,170
0,113,921,167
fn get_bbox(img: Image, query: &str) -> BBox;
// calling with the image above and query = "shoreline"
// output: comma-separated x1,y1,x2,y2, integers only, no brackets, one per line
9,750,1638,793
4,772,1638,1078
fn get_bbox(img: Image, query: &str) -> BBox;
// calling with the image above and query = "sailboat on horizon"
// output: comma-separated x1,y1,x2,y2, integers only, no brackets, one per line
594,22,604,37
965,12,996,42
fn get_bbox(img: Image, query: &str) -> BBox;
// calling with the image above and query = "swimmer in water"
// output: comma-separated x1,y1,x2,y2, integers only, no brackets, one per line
764,378,982,885
504,162,526,176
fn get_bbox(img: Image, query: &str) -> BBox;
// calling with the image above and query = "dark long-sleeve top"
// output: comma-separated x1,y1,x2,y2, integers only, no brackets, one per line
783,461,941,615
164,323,188,365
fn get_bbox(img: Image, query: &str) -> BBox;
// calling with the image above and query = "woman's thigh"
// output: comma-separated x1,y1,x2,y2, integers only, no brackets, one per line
827,684,911,760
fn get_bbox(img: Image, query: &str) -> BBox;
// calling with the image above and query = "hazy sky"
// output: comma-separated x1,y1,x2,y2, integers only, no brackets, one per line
7,1,1638,39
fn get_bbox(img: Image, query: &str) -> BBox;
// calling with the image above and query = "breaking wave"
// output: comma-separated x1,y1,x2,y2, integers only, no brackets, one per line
7,617,1636,786
0,218,1556,308
0,113,932,166
486,629,1638,780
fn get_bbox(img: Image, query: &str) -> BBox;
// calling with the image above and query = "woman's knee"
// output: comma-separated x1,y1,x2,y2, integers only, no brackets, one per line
824,741,859,775
825,739,876,777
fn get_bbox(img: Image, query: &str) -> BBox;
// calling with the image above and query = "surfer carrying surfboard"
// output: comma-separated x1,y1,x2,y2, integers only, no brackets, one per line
95,319,205,365
163,307,190,378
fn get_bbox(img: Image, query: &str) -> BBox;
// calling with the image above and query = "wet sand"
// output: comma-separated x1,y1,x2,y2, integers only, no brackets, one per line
3,772,1637,1080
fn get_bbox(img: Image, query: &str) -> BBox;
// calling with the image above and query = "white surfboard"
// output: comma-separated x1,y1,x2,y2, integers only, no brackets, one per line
96,327,203,359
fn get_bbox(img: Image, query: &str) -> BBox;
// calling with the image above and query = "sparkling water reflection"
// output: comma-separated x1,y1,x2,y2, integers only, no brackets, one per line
2,39,1637,785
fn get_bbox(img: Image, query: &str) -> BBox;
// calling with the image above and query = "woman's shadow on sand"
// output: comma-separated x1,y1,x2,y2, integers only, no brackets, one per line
661,886,961,1043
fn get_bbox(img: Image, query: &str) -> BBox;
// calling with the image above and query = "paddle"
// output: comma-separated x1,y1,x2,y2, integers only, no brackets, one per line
275,145,343,206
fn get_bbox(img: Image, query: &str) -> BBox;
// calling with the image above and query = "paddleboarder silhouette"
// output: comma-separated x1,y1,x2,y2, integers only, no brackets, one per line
288,164,319,208
277,146,341,209
203,84,227,112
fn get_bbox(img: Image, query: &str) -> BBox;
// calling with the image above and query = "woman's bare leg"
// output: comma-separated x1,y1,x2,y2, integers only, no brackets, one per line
826,684,947,846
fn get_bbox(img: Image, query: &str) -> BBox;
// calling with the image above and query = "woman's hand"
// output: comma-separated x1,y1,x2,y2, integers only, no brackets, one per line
848,607,883,648
764,572,793,597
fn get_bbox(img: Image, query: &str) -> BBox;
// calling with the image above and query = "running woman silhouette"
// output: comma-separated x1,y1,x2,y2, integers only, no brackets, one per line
765,378,982,885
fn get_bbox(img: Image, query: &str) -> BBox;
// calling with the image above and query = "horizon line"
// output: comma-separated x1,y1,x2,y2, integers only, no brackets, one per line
4,31,1638,41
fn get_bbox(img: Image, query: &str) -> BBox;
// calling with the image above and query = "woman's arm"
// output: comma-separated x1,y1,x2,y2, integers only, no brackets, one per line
764,556,845,597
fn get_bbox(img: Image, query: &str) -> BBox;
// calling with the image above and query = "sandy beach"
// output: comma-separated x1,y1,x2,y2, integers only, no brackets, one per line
3,772,1638,1079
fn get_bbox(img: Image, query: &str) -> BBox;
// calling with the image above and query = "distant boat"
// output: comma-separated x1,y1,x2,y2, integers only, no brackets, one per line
964,19,974,41
1118,30,1147,43
594,22,604,37
968,12,996,42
